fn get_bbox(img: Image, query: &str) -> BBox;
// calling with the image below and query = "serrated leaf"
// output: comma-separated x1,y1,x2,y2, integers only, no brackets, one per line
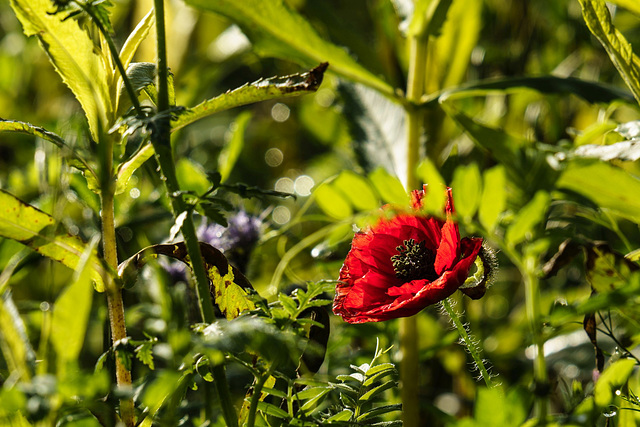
219,111,251,182
184,0,393,97
135,342,155,370
594,358,636,407
333,171,379,211
10,0,112,140
478,166,506,232
505,191,550,246
172,63,328,132
578,0,640,104
117,242,254,320
0,190,106,291
368,168,408,205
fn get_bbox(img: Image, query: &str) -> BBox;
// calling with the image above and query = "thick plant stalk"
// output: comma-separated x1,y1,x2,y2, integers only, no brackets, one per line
524,265,548,422
441,298,495,388
152,1,237,425
400,27,429,427
100,138,135,426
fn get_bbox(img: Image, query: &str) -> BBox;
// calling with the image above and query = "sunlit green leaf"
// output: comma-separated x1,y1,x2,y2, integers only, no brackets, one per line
115,143,153,195
219,111,251,183
51,237,96,371
359,380,396,402
256,401,290,419
176,158,210,195
184,0,394,98
140,371,182,426
119,9,155,71
594,358,636,407
0,292,35,382
416,159,447,213
326,409,353,422
578,0,640,104
10,0,112,139
478,165,506,233
368,168,408,205
333,171,379,211
172,63,328,132
0,190,106,292
557,160,640,222
505,191,550,246
451,163,482,220
586,244,638,294
356,403,403,422
314,183,353,220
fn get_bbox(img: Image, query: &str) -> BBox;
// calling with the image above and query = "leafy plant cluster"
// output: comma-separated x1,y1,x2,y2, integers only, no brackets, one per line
1,0,640,426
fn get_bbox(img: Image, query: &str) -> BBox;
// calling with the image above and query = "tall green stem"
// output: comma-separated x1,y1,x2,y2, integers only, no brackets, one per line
523,260,548,423
152,1,237,425
99,134,135,426
400,27,429,427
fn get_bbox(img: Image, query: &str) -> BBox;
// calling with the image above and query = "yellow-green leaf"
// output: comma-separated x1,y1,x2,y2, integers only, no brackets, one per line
10,0,112,139
0,190,106,291
594,358,636,407
184,0,394,98
578,0,640,104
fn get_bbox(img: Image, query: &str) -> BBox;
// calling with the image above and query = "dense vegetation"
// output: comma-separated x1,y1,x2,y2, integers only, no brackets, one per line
1,0,640,426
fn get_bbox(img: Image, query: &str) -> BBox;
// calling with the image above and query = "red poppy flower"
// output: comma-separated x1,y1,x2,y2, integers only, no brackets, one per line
333,186,483,324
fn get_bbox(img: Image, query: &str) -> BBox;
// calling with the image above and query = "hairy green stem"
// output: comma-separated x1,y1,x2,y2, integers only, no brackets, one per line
152,1,237,425
523,262,548,423
399,27,430,427
441,298,495,388
78,2,143,117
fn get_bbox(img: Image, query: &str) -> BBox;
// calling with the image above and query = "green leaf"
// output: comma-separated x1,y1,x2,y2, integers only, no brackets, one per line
478,165,506,232
578,0,640,104
115,143,153,195
314,183,353,220
298,387,330,413
451,163,482,220
356,404,403,422
135,341,155,370
610,0,640,16
256,401,290,420
333,171,379,211
219,111,251,182
51,237,96,371
505,191,550,246
184,0,393,98
119,9,155,71
368,168,408,205
359,380,397,402
416,159,447,213
0,119,98,192
172,63,328,132
0,291,35,382
586,244,638,294
0,190,106,292
423,76,635,108
118,243,255,320
10,0,112,140
474,387,530,427
594,358,636,407
557,160,640,223
140,371,182,425
176,158,210,195
326,409,353,422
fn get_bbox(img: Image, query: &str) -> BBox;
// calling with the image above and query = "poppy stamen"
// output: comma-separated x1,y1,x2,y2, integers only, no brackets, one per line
391,239,438,282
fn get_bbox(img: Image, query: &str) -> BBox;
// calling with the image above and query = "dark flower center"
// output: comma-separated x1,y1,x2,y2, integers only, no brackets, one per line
391,239,438,282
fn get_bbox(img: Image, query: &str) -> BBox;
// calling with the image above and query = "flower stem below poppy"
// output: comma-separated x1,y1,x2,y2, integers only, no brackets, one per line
441,298,495,388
